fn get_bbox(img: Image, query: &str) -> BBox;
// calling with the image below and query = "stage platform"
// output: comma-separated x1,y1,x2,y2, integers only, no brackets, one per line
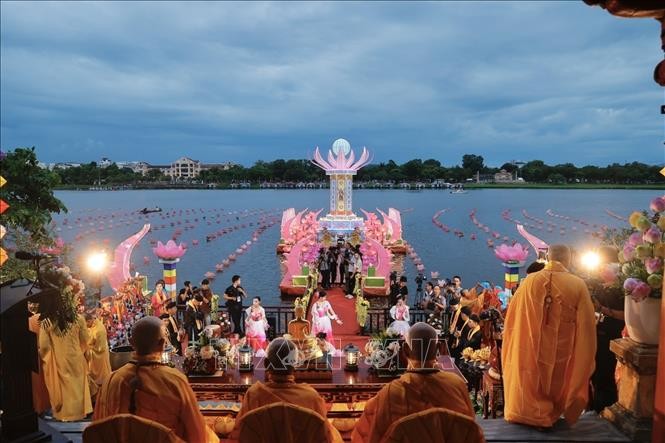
46,412,630,442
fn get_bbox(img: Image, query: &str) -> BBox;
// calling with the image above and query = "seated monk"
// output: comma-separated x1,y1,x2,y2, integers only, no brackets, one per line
352,322,476,443
93,316,218,443
232,338,342,442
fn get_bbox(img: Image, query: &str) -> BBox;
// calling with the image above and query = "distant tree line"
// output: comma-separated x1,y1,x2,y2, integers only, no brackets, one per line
50,154,664,186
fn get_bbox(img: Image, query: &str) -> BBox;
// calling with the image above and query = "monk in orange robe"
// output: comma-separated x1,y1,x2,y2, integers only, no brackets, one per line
28,303,50,415
39,313,92,421
352,322,477,443
93,316,218,443
233,337,342,442
502,244,596,429
85,312,112,390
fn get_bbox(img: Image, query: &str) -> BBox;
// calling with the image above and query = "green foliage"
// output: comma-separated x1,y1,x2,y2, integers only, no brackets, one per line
0,147,67,242
462,154,484,173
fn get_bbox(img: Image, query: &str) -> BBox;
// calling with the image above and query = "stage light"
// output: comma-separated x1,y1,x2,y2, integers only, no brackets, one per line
580,250,600,271
86,251,108,274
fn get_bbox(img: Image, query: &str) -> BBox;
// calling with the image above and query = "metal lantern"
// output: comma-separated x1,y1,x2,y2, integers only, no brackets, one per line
238,344,254,372
343,343,359,372
161,345,174,365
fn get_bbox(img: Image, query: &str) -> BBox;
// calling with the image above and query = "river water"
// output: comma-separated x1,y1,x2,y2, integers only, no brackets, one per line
53,188,660,305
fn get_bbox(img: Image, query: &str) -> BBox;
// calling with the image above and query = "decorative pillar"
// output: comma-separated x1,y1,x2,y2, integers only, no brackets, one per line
602,338,658,442
502,260,524,292
159,258,179,301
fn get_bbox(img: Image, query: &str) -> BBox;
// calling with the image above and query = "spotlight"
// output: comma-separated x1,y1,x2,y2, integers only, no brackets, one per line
86,251,108,274
580,251,600,271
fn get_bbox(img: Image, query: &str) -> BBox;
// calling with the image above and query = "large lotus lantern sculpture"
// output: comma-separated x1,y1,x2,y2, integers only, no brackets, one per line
494,243,529,264
152,240,186,260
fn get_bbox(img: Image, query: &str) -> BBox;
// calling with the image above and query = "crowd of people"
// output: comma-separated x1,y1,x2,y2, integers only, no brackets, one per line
27,242,628,442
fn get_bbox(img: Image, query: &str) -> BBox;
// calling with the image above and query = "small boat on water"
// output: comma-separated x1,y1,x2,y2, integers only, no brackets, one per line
450,189,467,194
139,207,162,214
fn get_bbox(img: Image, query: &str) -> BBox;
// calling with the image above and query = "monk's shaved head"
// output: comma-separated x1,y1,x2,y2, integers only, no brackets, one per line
548,244,571,268
405,322,438,364
266,338,298,373
130,316,166,355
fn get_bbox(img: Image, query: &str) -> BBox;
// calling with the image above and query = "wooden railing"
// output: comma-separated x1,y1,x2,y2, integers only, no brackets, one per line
178,305,453,338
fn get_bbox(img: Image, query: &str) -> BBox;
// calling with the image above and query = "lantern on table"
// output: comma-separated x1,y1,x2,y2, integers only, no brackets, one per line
238,344,254,372
343,343,359,372
161,345,174,365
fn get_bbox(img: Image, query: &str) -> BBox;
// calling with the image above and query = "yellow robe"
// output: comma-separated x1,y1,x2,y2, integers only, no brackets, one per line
28,313,50,414
39,315,92,421
233,374,342,442
93,353,218,443
502,261,596,428
87,319,112,386
351,370,474,443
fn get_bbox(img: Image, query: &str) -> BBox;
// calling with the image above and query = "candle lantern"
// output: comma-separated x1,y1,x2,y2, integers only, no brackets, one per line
161,345,174,365
238,344,254,372
343,343,359,372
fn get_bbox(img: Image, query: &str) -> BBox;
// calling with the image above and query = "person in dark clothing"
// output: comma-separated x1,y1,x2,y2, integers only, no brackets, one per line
160,302,183,355
183,295,205,342
398,276,409,305
460,314,482,351
328,248,338,287
587,246,625,413
200,279,213,326
389,273,400,306
318,249,330,289
224,275,246,336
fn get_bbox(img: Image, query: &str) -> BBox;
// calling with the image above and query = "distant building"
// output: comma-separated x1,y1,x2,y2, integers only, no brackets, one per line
494,169,514,183
99,157,113,168
53,162,82,170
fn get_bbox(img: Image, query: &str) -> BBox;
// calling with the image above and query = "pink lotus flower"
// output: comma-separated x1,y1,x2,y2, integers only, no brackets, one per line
430,271,440,279
628,232,643,247
631,281,651,302
645,257,663,274
494,243,529,263
623,277,640,292
204,271,216,280
650,196,665,213
643,226,662,244
622,244,636,261
152,240,186,260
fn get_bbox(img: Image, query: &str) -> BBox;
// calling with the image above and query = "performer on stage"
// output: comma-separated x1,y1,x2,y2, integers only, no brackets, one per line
311,291,342,344
388,297,410,336
245,296,268,354
150,279,168,317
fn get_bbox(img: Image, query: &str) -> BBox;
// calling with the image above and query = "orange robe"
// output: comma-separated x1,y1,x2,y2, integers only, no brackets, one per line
502,261,596,428
87,319,112,386
351,370,474,443
39,315,92,421
28,313,50,414
233,374,342,442
93,353,218,443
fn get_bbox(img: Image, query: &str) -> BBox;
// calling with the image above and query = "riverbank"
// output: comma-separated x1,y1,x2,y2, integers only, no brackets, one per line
55,183,665,191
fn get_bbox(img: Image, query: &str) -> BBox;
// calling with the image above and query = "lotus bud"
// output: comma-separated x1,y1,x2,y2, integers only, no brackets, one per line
650,196,665,213
636,216,651,232
600,263,619,285
635,244,652,259
628,232,643,247
643,226,662,244
628,211,643,228
647,273,662,289
645,257,663,274
632,281,652,301
654,243,665,258
622,244,635,261
623,277,639,292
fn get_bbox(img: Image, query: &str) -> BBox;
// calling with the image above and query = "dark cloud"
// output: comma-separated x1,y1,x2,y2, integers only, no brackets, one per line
1,2,661,166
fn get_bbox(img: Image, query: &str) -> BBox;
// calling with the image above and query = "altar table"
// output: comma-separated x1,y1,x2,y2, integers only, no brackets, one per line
185,356,463,406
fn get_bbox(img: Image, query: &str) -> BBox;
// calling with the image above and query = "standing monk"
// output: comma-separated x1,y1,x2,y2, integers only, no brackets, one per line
28,302,50,415
502,244,596,429
85,311,112,390
94,316,218,443
39,312,92,421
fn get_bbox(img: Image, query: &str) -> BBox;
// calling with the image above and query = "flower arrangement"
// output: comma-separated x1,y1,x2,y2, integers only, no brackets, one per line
604,196,664,302
38,265,85,334
426,313,444,332
152,240,186,260
462,346,491,365
355,294,370,328
364,329,403,374
494,243,529,264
